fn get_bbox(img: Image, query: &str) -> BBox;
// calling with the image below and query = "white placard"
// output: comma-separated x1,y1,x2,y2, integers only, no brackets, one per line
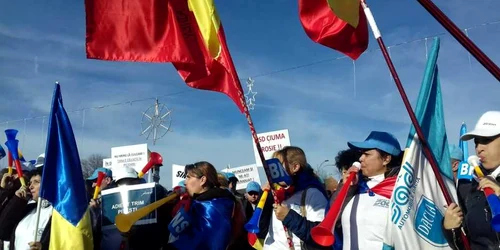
171,164,186,189
252,129,291,166
111,144,149,174
222,164,261,191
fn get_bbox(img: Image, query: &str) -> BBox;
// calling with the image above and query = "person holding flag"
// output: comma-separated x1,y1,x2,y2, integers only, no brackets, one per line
262,146,329,250
443,111,500,249
0,165,52,250
168,161,245,250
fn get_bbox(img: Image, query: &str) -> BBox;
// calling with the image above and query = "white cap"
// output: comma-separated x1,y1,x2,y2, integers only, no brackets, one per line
461,111,500,141
113,167,138,181
34,154,45,168
21,161,34,171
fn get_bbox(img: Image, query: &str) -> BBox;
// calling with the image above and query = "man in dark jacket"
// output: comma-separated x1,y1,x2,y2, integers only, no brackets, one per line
96,166,174,250
443,111,500,250
88,167,114,250
242,181,261,222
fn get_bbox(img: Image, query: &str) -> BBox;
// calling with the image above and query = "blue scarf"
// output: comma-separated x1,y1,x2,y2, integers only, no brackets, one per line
293,170,329,200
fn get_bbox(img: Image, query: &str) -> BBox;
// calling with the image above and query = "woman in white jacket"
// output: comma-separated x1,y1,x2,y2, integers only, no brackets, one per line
339,131,402,250
262,146,330,250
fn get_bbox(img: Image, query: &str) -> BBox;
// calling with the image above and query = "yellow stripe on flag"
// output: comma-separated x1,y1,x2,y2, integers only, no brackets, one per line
49,209,93,250
327,0,360,28
188,0,221,59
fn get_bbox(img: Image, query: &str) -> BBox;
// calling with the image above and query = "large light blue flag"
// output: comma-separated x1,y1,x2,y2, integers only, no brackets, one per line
383,37,457,250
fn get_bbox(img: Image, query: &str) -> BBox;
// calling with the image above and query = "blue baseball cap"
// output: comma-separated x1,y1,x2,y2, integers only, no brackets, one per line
222,172,238,182
87,168,113,181
348,131,402,156
246,181,261,193
178,180,185,187
449,145,463,161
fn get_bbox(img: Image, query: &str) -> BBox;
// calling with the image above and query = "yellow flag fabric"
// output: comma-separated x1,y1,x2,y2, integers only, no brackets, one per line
188,0,222,59
327,0,360,28
49,209,93,250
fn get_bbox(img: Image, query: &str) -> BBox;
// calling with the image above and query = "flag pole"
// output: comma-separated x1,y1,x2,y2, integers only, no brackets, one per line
33,197,43,243
361,1,471,249
240,81,296,250
219,29,295,250
416,0,500,81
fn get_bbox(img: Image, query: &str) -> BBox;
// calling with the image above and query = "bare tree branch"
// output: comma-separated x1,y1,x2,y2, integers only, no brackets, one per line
81,154,106,179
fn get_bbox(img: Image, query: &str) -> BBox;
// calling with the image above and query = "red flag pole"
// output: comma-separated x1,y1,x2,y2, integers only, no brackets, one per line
218,28,296,250
361,1,471,249
416,0,500,81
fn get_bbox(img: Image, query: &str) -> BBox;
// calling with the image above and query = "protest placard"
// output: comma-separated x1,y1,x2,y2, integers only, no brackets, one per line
111,144,148,174
101,182,157,230
252,129,291,166
171,164,186,188
222,164,260,190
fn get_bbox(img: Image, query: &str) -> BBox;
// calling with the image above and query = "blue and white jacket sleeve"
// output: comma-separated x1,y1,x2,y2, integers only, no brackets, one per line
282,188,329,246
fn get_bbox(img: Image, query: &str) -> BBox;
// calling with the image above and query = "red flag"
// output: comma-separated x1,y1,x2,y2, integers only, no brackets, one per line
365,176,397,199
299,0,369,60
85,0,246,112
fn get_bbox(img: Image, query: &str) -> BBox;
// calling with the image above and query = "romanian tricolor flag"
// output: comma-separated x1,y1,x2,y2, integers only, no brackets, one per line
248,232,264,250
299,0,369,60
85,0,246,113
40,83,93,250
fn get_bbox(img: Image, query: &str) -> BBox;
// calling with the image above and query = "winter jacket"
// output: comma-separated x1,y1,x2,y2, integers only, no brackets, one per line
168,188,242,250
442,168,500,250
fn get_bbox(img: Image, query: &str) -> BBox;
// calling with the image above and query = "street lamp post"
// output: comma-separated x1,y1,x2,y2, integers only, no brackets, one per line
317,160,329,177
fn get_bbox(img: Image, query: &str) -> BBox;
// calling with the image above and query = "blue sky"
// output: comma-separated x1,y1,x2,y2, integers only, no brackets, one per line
0,0,499,188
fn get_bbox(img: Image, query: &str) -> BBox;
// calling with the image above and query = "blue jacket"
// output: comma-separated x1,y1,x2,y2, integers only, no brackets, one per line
170,188,236,250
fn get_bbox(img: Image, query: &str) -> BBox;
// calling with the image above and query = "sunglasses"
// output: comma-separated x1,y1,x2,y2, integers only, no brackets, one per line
474,135,500,145
184,163,203,179
247,191,259,196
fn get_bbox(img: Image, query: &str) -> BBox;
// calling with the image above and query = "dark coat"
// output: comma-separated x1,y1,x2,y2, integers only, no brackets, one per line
0,196,51,250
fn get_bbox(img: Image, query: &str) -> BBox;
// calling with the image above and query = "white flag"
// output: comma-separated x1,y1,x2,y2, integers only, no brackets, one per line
383,134,457,249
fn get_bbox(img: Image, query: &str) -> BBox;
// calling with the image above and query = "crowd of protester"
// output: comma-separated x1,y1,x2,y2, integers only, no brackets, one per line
0,110,500,249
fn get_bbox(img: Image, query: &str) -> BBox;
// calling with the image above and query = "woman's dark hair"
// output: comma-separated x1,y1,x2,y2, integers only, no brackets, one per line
375,149,403,177
335,149,362,172
30,167,44,178
185,161,220,189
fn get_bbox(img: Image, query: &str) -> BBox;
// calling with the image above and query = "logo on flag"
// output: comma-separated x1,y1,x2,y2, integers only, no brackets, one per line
414,196,447,246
